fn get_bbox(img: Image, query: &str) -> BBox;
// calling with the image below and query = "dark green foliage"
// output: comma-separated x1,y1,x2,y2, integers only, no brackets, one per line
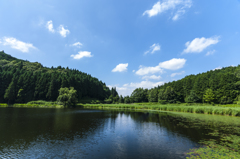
148,89,158,102
119,95,124,103
57,87,78,107
0,51,112,103
130,88,148,103
131,65,240,104
186,90,201,103
124,96,130,104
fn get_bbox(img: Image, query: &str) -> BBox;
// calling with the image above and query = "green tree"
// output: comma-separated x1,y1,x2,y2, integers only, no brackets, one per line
119,95,124,103
124,96,130,104
4,77,17,104
57,87,78,107
148,89,158,102
203,89,215,103
186,90,201,103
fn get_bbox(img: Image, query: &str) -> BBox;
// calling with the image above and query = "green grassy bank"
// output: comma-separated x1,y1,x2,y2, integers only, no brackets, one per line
81,103,240,117
0,100,63,108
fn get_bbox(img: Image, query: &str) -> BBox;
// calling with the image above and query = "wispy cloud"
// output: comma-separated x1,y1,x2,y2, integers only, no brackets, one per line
71,42,83,48
171,71,185,77
46,20,55,33
58,25,70,38
206,50,216,56
70,51,93,60
136,58,186,76
213,66,222,71
183,36,220,54
144,43,161,55
1,37,37,53
112,63,128,72
142,75,161,80
143,0,192,20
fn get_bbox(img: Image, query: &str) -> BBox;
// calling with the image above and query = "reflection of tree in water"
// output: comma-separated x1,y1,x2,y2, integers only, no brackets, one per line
0,108,117,151
108,110,214,143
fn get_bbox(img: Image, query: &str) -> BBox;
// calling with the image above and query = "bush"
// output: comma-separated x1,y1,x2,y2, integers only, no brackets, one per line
158,100,167,104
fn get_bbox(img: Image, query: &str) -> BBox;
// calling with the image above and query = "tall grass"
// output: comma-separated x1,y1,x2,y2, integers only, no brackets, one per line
82,103,240,117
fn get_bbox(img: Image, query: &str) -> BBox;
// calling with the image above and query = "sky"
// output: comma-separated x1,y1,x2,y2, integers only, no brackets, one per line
0,0,240,96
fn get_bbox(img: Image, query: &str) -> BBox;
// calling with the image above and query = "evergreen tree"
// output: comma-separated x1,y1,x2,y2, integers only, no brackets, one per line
203,89,215,103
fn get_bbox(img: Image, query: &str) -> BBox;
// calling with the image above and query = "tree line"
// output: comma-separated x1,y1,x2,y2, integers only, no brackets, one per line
128,66,240,104
0,51,111,104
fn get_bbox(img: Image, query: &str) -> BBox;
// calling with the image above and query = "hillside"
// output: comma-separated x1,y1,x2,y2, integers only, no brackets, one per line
131,65,240,104
0,51,111,103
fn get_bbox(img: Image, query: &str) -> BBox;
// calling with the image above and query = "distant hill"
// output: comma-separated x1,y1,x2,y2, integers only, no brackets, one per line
0,51,111,103
144,65,240,104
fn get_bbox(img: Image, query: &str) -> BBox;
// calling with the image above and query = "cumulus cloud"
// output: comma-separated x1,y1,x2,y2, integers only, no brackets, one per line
70,51,93,60
71,42,83,48
136,65,163,76
109,81,164,96
183,36,220,53
136,58,186,76
112,63,128,72
159,58,186,70
1,37,37,53
46,20,55,33
206,50,216,56
58,25,70,37
171,71,185,77
142,75,161,80
143,0,192,20
144,43,161,55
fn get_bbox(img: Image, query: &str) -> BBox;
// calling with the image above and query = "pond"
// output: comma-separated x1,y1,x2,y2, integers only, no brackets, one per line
0,107,239,159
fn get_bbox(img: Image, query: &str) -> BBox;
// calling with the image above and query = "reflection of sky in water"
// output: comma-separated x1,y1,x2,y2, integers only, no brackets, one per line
0,108,200,159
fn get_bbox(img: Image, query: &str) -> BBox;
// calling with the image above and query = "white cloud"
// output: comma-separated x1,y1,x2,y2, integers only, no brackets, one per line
1,37,37,53
70,51,93,60
142,75,161,80
109,81,164,96
183,36,220,53
171,71,185,77
159,58,186,70
112,63,128,72
71,42,83,48
144,43,161,55
143,0,192,20
58,25,70,37
213,66,222,71
46,20,55,33
136,58,186,76
132,70,135,72
206,50,216,56
136,65,163,76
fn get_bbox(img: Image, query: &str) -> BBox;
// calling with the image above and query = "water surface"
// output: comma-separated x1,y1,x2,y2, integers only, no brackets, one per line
0,107,218,159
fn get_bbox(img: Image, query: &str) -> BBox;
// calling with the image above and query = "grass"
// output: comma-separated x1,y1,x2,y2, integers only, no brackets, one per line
81,103,240,117
0,100,63,108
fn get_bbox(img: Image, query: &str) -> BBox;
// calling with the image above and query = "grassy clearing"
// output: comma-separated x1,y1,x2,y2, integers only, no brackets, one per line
1,100,64,108
81,103,240,117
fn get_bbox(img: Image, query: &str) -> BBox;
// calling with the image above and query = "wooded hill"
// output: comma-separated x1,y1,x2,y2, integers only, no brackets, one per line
0,51,111,103
130,65,240,104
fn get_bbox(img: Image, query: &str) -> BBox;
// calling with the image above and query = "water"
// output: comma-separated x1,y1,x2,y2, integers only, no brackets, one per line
0,107,217,159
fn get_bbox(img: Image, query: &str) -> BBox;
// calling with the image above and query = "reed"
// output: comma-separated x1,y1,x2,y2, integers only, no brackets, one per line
82,103,240,117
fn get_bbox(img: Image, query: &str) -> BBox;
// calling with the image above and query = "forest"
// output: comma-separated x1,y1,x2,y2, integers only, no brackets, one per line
1,50,240,105
126,65,240,105
0,51,114,104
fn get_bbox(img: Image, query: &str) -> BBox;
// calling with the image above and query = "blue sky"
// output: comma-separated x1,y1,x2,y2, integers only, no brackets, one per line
0,0,240,96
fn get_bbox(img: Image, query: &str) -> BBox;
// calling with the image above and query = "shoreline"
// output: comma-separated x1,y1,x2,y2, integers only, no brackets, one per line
81,103,240,117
